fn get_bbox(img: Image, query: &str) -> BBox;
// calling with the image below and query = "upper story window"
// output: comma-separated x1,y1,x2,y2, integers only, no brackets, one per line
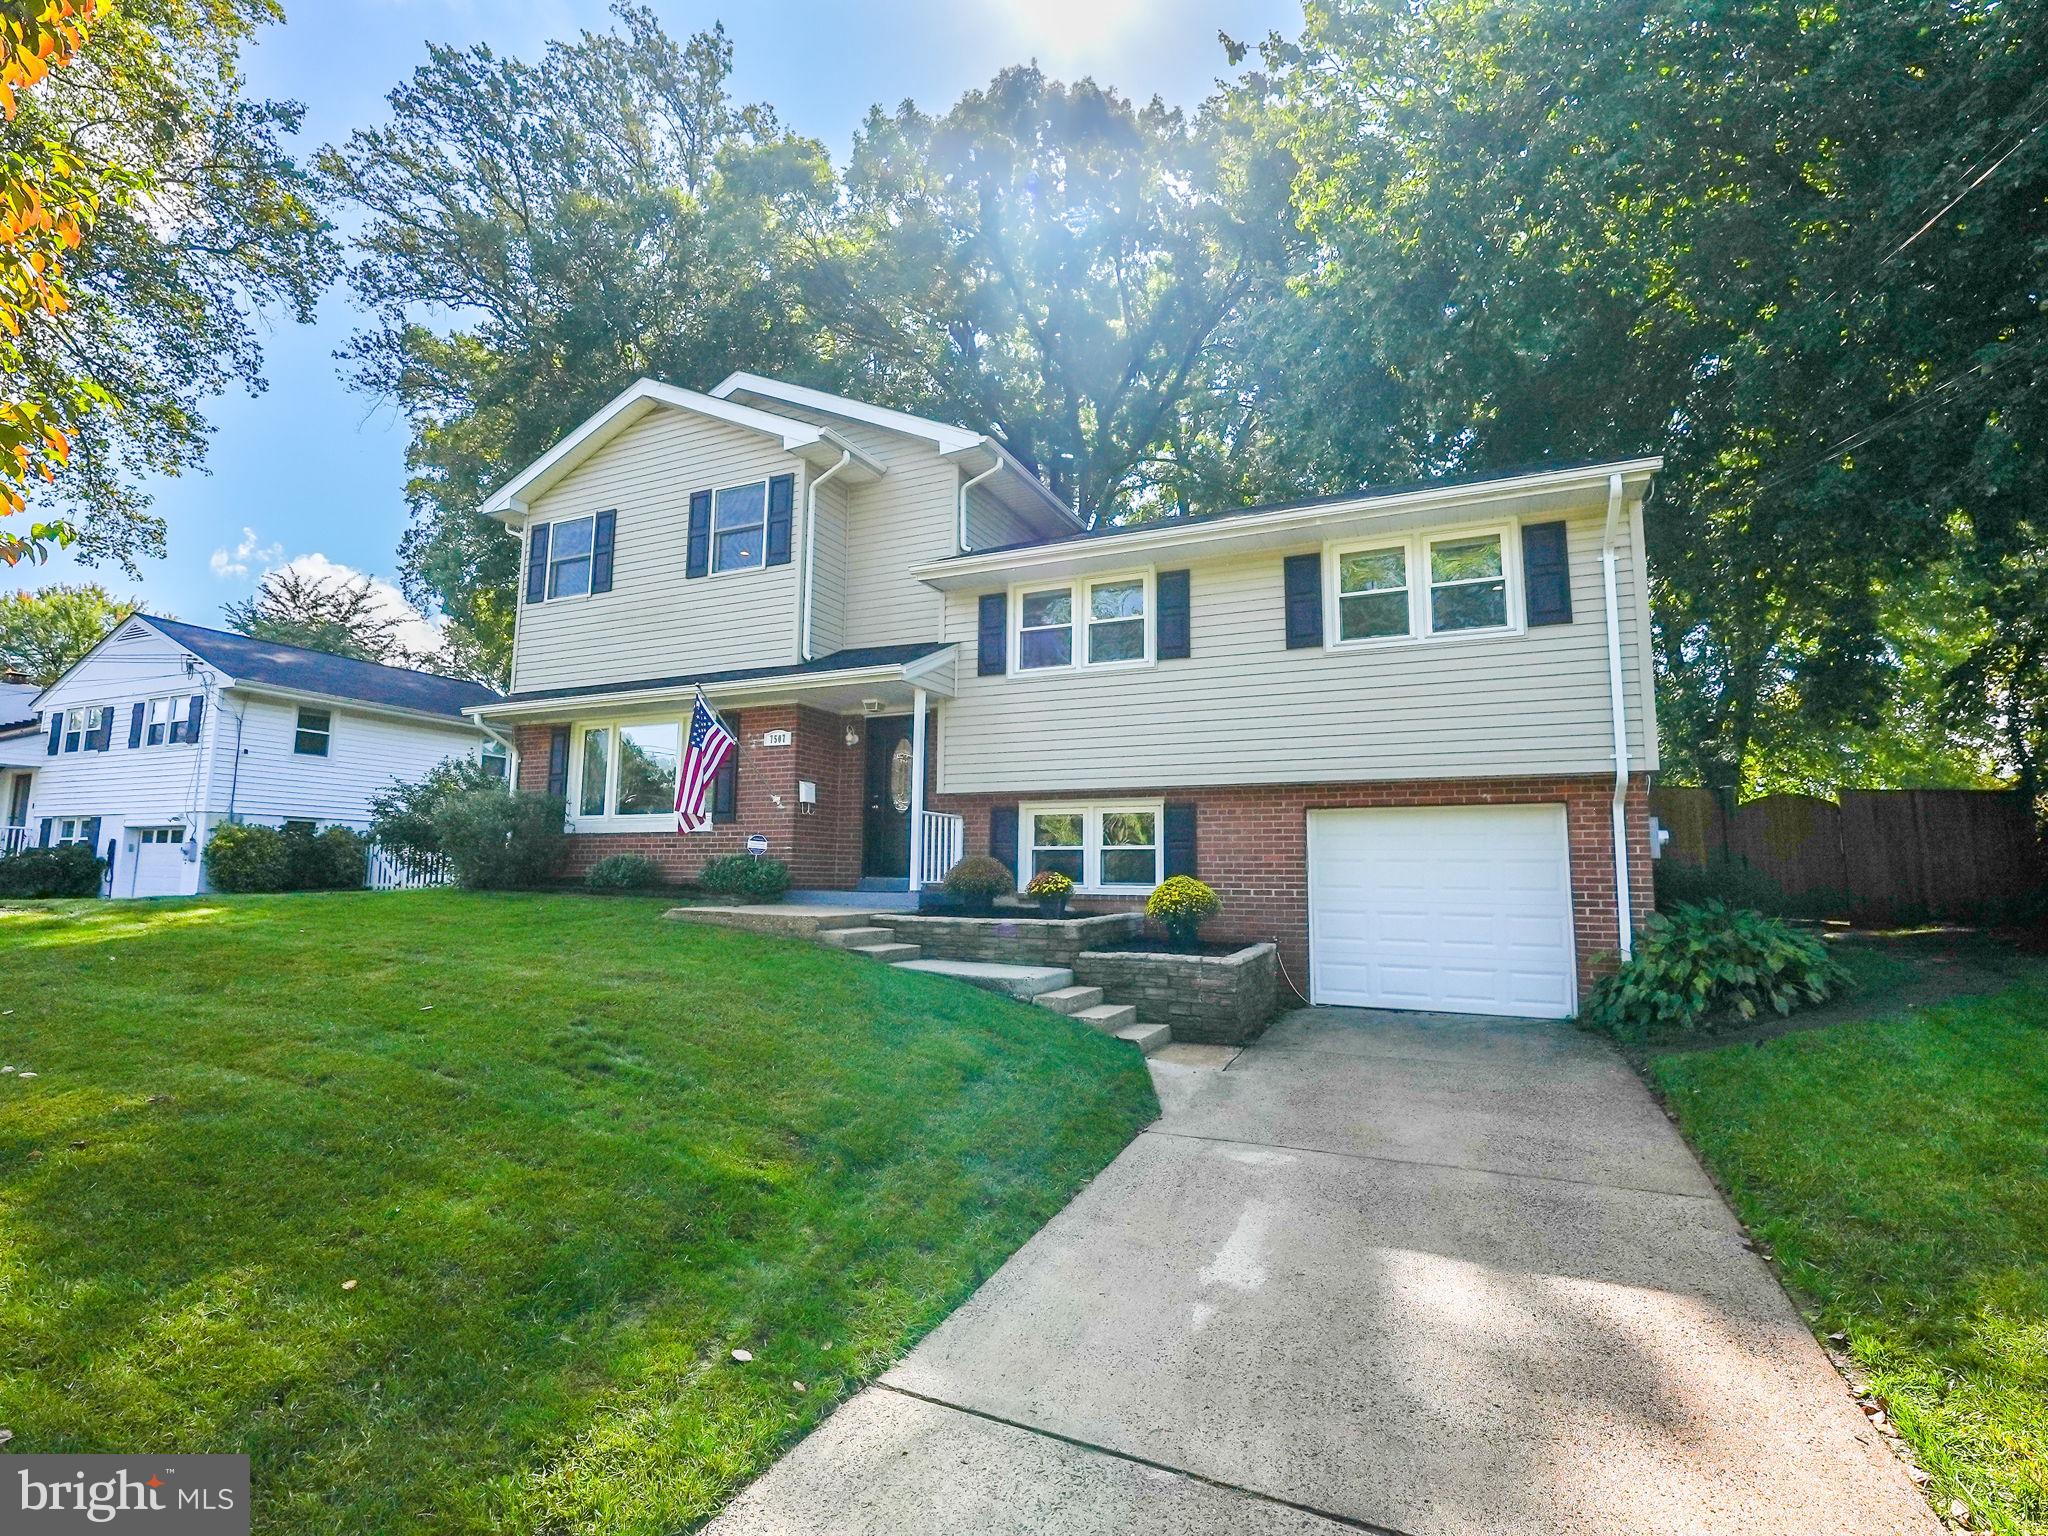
712,480,767,573
1325,524,1519,648
1013,571,1152,672
1428,532,1508,633
293,707,332,757
143,695,199,746
62,705,107,753
549,515,594,598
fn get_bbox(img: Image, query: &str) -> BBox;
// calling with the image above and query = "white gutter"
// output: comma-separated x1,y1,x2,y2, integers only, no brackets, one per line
1601,471,1634,962
801,449,853,661
957,459,1002,554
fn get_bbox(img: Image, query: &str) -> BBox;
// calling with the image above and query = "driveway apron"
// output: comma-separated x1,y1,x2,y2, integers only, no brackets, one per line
709,1008,1940,1536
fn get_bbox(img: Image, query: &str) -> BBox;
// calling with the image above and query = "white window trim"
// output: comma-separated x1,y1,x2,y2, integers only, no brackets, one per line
61,704,108,753
708,477,772,579
1008,568,1155,675
293,706,333,758
569,712,691,830
53,816,93,846
1323,519,1524,650
1016,799,1166,895
542,512,598,602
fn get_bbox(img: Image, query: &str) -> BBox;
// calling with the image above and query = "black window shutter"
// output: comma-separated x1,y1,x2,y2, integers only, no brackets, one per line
1157,569,1191,659
976,593,1007,676
46,715,60,755
83,815,101,851
591,510,617,594
38,817,51,847
686,490,712,579
765,474,795,566
988,805,1019,870
1283,553,1324,649
546,725,570,799
1522,521,1573,626
91,711,113,752
128,701,145,749
711,735,739,823
526,522,550,604
1164,803,1198,877
185,695,205,744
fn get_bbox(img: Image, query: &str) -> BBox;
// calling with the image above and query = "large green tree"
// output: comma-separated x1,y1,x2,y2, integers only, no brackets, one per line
4,0,334,569
1238,0,2047,788
318,6,839,680
0,580,136,682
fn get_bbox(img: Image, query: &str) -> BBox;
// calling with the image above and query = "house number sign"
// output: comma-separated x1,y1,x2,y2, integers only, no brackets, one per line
760,729,792,747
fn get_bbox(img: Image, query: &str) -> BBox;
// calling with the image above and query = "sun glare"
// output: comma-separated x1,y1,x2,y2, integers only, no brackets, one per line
993,0,1157,70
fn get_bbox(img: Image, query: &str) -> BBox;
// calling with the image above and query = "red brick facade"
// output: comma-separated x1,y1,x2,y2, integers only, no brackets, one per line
521,707,1652,1007
930,773,1656,1004
514,704,867,888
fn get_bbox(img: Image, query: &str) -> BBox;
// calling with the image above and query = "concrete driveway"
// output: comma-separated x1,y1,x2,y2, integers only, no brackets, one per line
709,1008,1939,1536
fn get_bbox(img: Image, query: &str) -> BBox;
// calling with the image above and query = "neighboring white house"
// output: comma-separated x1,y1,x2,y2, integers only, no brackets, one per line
0,615,503,897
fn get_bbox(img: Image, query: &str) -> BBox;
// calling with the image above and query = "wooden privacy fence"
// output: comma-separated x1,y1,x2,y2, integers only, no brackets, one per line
1649,786,2045,922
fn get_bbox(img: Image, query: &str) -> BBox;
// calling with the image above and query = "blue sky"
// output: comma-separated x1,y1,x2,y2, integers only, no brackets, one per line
24,0,1302,645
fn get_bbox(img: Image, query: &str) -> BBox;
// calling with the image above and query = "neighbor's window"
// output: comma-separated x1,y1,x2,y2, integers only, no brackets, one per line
1099,809,1159,887
548,514,595,598
579,727,610,817
146,697,174,746
1428,533,1508,632
1028,812,1085,884
1017,587,1073,669
480,741,509,781
293,708,332,757
54,817,91,845
1336,546,1410,641
282,819,317,834
62,705,104,753
1086,577,1146,664
614,723,679,817
711,480,767,573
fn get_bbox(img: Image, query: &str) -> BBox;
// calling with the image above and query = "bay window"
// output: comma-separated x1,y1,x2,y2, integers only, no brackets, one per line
1018,801,1164,892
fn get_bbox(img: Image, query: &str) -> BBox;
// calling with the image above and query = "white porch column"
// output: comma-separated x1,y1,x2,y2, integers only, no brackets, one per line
907,687,928,892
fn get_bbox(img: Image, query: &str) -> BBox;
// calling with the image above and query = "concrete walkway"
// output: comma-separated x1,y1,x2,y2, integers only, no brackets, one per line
708,1008,1941,1536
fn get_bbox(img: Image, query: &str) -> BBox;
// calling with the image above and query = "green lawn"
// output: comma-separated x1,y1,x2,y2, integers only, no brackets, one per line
1650,964,2048,1535
0,892,1158,1533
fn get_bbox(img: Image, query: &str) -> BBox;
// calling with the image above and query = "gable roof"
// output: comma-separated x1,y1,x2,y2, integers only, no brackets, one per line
478,378,885,519
0,680,39,733
143,617,500,722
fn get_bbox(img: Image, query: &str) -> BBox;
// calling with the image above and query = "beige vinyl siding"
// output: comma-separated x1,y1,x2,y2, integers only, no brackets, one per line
936,503,1658,794
963,483,1047,550
747,404,962,649
510,409,804,694
806,474,850,656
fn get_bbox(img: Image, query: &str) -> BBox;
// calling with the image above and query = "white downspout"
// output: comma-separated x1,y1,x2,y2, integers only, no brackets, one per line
1601,472,1634,961
957,456,1001,554
802,450,853,661
907,687,928,893
476,719,518,786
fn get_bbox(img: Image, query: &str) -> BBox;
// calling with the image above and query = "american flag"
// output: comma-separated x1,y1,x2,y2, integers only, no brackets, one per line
676,690,736,834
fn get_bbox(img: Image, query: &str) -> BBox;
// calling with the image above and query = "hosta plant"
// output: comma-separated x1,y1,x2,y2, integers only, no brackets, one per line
1581,901,1850,1040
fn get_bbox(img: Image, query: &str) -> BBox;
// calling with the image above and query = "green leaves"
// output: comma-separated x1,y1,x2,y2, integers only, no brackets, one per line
1582,900,1852,1040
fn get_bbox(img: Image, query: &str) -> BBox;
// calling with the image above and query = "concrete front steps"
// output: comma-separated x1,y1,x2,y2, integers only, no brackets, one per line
850,943,1167,1055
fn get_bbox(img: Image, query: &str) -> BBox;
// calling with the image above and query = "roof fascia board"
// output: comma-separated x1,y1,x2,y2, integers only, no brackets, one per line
710,371,983,453
480,378,874,519
470,661,953,722
31,613,238,712
912,459,1664,586
227,680,488,730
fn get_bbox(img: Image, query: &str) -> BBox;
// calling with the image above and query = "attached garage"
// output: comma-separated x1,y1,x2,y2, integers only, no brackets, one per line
1306,804,1577,1019
128,827,191,898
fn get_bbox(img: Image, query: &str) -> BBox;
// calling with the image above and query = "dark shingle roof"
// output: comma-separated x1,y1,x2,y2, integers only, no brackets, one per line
0,680,39,732
146,617,500,721
498,642,950,705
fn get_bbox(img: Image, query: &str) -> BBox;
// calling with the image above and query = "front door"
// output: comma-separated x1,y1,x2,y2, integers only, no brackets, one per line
862,716,914,879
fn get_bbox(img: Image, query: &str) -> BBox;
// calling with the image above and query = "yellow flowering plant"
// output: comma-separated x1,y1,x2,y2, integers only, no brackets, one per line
1146,876,1219,948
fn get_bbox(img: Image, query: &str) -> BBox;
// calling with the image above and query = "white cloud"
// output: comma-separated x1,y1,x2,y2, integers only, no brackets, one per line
209,526,284,580
274,551,447,659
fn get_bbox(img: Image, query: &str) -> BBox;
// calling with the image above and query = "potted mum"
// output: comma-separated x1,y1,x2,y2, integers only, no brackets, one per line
1025,868,1075,918
1146,875,1220,951
943,854,1014,916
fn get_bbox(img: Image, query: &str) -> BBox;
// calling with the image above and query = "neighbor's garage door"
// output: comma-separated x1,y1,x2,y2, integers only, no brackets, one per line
1307,804,1576,1019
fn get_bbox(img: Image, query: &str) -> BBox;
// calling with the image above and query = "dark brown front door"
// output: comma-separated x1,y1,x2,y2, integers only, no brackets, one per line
862,716,914,880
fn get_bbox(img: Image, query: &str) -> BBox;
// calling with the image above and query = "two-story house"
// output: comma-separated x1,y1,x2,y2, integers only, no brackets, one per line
0,615,502,896
473,375,1660,1019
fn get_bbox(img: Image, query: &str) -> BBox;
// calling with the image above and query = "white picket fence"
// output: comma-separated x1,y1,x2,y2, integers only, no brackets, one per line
365,844,453,891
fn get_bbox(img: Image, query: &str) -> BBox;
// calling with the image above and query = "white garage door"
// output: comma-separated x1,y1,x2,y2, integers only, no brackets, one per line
130,827,188,898
1307,804,1577,1019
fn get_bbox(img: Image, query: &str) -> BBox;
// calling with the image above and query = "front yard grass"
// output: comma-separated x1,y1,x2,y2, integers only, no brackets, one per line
1650,962,2048,1535
0,892,1158,1534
